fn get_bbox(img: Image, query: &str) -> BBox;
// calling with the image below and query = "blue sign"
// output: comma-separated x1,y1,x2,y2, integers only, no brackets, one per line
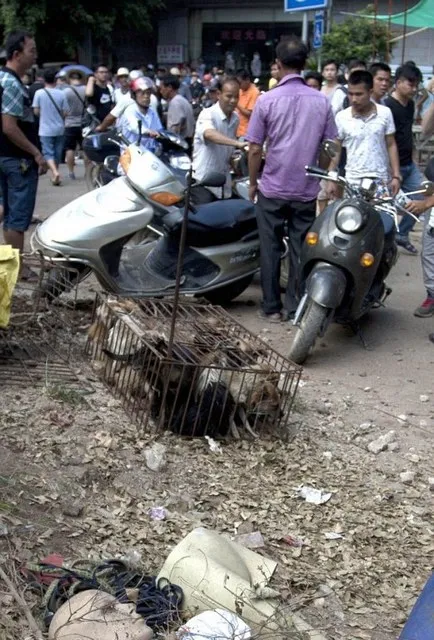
284,0,327,12
313,11,324,49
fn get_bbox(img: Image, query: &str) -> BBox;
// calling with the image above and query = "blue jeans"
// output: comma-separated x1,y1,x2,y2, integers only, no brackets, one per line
0,157,38,232
398,162,424,240
40,135,64,164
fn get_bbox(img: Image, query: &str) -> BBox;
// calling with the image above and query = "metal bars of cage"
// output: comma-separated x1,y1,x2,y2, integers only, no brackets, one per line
86,293,302,438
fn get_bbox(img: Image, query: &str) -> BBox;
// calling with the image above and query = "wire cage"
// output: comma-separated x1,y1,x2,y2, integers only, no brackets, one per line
0,253,84,388
85,294,303,438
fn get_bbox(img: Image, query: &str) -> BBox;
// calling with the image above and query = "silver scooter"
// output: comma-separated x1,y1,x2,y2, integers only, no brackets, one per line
31,143,260,303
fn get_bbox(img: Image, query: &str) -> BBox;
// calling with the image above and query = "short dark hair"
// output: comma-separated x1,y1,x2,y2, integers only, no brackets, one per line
348,69,373,90
395,63,421,84
161,75,180,91
276,37,309,72
304,71,323,87
221,77,240,92
347,59,366,72
236,68,251,81
369,62,391,77
43,68,57,84
321,58,338,72
5,31,34,61
95,64,108,72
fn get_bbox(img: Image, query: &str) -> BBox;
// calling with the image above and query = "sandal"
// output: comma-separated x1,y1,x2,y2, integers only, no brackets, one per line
51,176,61,186
396,239,418,255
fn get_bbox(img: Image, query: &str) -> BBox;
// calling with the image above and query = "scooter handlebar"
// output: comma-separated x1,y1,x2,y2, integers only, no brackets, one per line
305,165,329,177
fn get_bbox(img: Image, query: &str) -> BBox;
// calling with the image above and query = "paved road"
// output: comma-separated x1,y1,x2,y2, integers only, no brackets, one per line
25,168,434,448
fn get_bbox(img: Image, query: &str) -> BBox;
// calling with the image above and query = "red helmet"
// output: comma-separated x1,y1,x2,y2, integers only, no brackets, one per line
130,77,154,93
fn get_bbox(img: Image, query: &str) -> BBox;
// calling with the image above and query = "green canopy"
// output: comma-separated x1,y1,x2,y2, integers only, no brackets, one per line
376,0,434,28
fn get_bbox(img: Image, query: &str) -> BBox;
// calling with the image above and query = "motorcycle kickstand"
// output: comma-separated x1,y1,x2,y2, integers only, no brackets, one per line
349,320,370,350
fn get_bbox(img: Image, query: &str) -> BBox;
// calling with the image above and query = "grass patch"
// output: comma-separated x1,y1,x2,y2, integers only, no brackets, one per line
45,384,86,406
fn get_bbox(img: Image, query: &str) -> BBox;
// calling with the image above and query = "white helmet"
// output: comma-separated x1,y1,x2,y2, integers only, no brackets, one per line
129,69,144,82
130,76,155,93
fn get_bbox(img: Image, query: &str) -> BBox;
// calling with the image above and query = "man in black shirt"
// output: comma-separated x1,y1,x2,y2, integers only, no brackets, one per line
85,64,114,122
385,64,423,254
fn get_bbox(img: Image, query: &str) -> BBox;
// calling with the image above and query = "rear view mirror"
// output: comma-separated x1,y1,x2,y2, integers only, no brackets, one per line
104,155,120,175
197,172,226,188
421,180,434,196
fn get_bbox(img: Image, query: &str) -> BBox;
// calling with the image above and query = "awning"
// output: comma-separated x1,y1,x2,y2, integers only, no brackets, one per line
376,0,434,28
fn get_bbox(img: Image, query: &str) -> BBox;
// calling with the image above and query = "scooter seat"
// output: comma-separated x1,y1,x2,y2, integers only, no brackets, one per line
189,199,257,246
167,199,258,246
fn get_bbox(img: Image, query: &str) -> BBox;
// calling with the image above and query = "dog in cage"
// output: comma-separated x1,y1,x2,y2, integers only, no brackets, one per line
88,298,283,438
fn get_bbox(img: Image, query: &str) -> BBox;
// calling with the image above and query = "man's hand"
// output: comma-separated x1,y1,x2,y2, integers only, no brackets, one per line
325,181,340,200
405,199,428,216
249,183,258,203
390,177,401,197
236,140,248,151
34,152,48,175
148,130,160,138
95,125,103,132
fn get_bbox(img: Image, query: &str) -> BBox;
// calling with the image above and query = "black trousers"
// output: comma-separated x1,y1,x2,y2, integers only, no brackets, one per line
256,192,316,315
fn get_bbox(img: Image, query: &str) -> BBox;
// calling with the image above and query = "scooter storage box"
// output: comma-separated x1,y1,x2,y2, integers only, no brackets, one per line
83,132,121,164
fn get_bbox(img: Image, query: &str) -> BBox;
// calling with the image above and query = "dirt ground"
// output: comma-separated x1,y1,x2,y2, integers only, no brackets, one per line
0,169,433,639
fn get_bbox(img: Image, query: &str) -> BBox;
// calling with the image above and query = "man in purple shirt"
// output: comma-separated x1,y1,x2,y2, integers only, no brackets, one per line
247,37,337,322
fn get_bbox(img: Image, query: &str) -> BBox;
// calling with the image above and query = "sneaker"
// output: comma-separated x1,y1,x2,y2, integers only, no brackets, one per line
69,172,76,180
396,238,418,255
257,309,282,323
429,333,434,344
414,297,434,317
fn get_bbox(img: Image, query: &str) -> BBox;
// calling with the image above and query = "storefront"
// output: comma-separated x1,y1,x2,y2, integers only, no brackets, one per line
201,22,302,70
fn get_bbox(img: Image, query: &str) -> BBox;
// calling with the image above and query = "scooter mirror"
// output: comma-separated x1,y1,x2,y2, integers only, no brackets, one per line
104,155,120,175
197,171,226,188
322,139,339,159
421,180,434,196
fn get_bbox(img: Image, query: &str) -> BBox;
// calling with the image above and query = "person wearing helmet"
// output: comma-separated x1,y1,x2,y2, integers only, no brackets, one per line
117,76,163,151
96,70,159,132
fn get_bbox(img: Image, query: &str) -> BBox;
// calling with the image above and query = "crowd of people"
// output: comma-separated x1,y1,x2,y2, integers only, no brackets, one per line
0,30,432,342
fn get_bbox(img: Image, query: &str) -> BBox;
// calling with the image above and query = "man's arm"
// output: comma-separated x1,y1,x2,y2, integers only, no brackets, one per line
406,193,434,216
248,142,263,201
96,113,116,132
203,128,245,148
33,107,40,117
421,101,434,139
237,105,252,118
85,76,95,99
2,114,46,172
386,133,401,196
324,139,343,199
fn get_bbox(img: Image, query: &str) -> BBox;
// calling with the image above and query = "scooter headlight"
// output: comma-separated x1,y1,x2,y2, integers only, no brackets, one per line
336,205,363,233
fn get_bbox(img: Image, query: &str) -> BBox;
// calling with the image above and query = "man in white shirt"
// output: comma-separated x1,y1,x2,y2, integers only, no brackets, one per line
192,78,246,203
117,77,163,152
328,70,401,198
114,67,130,104
96,74,159,132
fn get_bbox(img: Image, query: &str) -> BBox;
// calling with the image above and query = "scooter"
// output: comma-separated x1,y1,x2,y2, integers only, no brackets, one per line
83,129,191,191
289,166,433,364
31,141,260,304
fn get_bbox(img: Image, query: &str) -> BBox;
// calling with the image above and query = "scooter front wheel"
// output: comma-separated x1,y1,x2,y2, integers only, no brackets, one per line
85,162,104,191
289,298,329,364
